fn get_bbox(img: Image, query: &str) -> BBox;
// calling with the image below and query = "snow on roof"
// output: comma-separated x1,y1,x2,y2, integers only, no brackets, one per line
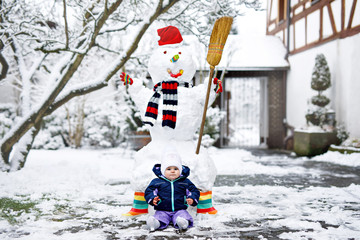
184,35,290,71
220,35,290,70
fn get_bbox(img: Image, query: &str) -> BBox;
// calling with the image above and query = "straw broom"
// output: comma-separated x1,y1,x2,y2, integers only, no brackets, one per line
196,16,233,154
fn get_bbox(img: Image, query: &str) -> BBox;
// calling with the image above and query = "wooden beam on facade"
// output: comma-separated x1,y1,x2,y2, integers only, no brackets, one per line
341,0,345,31
320,6,323,40
342,25,360,38
293,16,296,50
304,3,307,46
327,3,337,34
269,19,277,25
304,2,307,46
266,0,360,55
267,21,286,35
268,0,273,23
347,0,357,29
283,28,285,44
290,33,338,54
291,0,333,23
291,0,307,12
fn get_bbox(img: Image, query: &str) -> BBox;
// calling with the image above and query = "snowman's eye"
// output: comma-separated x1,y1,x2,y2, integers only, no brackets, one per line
163,51,167,54
178,52,181,54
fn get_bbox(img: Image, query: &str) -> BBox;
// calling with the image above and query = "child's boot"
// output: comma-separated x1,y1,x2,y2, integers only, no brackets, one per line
122,192,148,216
197,191,218,214
176,217,189,230
147,216,160,231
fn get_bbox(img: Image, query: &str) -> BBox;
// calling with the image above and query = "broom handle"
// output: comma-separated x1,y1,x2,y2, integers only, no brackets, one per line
196,65,215,154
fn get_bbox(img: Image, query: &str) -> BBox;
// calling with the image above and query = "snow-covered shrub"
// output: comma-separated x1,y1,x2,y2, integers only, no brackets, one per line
33,131,65,150
33,111,67,150
341,137,360,148
196,106,225,147
83,100,129,148
336,123,349,144
306,54,332,127
0,104,17,139
123,89,144,133
33,99,130,149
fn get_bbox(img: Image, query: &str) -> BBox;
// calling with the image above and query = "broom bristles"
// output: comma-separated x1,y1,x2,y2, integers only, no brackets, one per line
206,16,233,67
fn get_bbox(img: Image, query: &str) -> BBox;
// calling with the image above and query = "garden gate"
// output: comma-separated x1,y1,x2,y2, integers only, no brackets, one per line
219,77,268,147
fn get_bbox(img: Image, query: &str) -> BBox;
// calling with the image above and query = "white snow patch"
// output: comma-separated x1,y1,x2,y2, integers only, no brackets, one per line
311,151,360,167
0,148,359,239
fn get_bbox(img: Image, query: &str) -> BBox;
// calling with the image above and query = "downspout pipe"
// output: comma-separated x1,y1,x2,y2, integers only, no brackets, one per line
285,0,291,59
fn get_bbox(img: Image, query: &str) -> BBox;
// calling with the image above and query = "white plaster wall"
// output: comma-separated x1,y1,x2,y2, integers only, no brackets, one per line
286,33,360,138
337,34,360,137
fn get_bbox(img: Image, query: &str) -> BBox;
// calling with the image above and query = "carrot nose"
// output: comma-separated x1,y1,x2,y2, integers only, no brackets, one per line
170,54,179,63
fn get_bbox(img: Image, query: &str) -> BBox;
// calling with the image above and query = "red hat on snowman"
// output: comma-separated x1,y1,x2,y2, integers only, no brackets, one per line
157,26,183,46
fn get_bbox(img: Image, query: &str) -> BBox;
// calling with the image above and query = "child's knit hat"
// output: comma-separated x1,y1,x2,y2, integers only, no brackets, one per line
161,148,182,176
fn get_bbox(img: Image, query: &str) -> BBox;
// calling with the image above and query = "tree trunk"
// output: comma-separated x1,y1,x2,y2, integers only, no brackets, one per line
9,121,42,171
0,53,82,169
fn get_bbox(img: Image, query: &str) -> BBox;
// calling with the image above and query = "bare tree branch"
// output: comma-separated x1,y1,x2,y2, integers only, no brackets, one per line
0,52,9,81
104,0,108,14
47,0,181,115
47,81,107,116
94,43,121,54
99,17,134,34
62,0,69,49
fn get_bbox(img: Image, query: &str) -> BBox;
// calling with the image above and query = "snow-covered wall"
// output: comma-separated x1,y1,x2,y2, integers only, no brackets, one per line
286,33,360,138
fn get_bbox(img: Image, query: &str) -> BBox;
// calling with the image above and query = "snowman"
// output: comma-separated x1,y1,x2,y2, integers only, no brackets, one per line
120,26,222,216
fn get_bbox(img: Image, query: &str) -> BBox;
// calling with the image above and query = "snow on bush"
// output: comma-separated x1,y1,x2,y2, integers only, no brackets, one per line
341,137,360,148
196,106,225,147
33,99,131,149
83,101,129,148
0,104,17,139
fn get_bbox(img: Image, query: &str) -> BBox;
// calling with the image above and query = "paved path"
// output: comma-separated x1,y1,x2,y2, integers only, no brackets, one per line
1,149,359,239
107,149,360,239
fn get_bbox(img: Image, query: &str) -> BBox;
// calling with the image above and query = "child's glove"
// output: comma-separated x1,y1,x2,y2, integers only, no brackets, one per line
153,196,160,206
120,72,133,85
213,77,223,93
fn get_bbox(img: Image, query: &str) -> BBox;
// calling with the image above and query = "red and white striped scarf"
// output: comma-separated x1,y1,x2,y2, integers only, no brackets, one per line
143,80,192,129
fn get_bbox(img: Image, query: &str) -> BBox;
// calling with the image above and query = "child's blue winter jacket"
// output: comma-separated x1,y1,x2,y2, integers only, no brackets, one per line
145,164,200,212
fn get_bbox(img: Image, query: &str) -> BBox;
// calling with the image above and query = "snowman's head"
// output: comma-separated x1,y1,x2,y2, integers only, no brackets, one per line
148,26,196,84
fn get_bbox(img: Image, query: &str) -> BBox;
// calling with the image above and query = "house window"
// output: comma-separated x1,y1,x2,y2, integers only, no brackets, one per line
311,0,320,6
278,0,287,22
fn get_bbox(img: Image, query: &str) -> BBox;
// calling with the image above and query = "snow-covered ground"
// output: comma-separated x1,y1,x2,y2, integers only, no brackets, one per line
0,147,360,239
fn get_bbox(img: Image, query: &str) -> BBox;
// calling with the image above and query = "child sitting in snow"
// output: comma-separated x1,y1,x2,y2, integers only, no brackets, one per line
144,150,200,231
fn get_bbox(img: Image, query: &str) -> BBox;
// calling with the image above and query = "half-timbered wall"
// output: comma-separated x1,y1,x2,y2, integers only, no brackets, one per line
267,0,360,138
267,0,360,54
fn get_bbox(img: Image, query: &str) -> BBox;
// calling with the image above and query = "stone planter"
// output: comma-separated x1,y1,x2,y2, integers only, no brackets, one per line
127,131,151,150
294,130,338,157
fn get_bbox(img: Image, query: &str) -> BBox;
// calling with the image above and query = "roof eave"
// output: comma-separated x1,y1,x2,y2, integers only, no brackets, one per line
199,66,290,71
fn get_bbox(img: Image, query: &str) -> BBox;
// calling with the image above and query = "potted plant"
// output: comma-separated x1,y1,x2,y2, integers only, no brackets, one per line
305,53,332,127
294,54,339,156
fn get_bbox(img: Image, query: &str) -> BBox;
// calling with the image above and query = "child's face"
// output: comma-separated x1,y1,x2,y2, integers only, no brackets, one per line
164,166,180,180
